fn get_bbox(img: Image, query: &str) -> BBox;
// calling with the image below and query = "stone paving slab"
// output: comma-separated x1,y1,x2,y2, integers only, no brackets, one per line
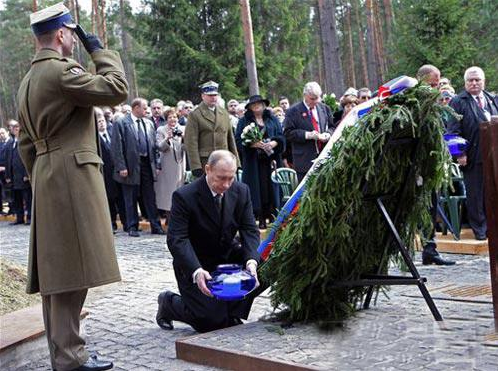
179,291,497,370
1,221,496,370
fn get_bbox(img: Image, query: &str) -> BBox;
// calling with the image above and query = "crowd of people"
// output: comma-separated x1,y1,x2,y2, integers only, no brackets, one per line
1,66,496,243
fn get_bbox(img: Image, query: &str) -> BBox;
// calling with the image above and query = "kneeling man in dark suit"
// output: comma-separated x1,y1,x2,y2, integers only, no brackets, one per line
156,150,261,333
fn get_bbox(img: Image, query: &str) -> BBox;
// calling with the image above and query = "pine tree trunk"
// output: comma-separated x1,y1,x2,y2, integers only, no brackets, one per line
383,0,394,36
373,0,385,82
68,0,83,64
317,0,344,96
119,0,136,100
382,0,394,71
365,0,379,88
240,0,260,95
345,5,356,88
100,0,108,48
353,0,369,88
92,0,97,34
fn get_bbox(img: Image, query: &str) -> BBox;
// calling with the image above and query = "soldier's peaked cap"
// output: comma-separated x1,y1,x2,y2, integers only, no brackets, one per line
200,81,219,95
30,2,77,36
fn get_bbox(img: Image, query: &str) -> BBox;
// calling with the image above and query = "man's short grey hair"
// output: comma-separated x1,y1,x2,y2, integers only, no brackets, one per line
358,87,372,96
207,150,237,168
228,99,239,106
303,81,322,97
150,98,164,106
464,66,485,81
416,64,440,81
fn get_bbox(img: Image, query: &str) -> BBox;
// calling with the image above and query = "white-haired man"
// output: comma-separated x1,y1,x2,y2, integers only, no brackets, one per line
447,66,498,240
284,81,336,181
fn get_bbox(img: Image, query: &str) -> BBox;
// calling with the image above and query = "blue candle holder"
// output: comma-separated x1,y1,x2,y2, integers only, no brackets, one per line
444,134,468,157
207,264,257,301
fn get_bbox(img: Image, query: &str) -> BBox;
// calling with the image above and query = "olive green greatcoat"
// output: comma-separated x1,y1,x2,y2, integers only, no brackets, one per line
16,48,128,295
184,102,240,172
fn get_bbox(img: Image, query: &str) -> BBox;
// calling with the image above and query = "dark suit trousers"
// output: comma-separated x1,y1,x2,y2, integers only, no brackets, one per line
422,191,439,256
12,187,32,222
164,265,265,333
463,164,486,238
42,289,89,370
122,157,161,231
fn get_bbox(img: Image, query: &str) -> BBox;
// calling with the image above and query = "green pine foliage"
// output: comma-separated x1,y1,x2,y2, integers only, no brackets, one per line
131,0,311,105
261,85,452,326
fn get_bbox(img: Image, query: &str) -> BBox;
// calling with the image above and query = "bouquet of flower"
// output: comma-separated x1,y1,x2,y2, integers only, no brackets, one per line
241,123,273,156
322,93,339,112
241,123,264,146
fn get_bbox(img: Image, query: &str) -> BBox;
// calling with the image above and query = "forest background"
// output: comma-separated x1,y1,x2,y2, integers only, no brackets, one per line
0,0,496,124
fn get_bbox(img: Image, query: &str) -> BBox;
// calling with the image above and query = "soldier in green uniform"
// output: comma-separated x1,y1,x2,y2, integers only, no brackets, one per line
184,81,240,177
16,3,128,370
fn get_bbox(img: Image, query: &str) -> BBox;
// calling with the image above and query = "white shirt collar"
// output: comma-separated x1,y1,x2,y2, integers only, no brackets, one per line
130,113,140,123
205,176,222,197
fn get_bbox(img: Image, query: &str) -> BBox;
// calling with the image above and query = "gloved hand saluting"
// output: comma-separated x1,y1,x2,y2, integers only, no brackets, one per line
75,25,103,54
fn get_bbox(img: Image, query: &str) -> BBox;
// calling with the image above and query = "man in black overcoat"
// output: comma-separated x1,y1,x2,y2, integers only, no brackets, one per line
447,66,498,240
156,150,261,333
4,120,32,224
284,81,336,181
96,108,126,231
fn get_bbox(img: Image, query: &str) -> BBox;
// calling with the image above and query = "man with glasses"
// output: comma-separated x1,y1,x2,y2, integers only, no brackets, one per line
150,98,166,129
358,87,372,102
448,66,498,241
178,100,194,126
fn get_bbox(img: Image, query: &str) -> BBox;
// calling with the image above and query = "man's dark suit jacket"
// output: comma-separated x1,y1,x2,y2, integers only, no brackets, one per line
99,132,117,199
283,101,336,173
447,90,498,169
167,176,260,280
4,139,30,190
111,113,159,185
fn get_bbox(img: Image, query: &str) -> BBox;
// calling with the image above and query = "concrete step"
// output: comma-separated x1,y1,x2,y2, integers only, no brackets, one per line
0,304,88,369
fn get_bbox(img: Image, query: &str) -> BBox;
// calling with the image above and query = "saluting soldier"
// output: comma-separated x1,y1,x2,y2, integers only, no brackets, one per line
184,81,240,177
16,3,128,371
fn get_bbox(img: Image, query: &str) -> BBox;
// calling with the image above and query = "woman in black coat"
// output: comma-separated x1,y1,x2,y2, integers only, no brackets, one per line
235,95,285,229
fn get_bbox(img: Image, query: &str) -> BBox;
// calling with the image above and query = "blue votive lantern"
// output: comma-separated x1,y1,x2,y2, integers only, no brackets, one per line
207,264,257,301
444,134,468,157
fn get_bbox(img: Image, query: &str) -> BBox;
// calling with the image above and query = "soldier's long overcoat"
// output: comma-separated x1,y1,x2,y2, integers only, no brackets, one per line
16,48,128,295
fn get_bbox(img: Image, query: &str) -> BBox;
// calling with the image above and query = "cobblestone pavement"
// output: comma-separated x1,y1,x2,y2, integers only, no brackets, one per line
1,220,496,370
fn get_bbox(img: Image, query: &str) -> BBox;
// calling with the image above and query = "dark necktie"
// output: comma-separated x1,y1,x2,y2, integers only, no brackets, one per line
103,133,109,143
476,96,484,109
137,119,148,156
214,194,223,214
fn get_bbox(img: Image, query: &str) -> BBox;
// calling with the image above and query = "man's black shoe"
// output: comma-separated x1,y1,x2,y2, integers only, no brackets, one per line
475,235,487,241
422,254,456,266
10,221,24,225
156,291,174,330
128,229,140,237
71,354,113,371
25,220,31,226
151,228,166,235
